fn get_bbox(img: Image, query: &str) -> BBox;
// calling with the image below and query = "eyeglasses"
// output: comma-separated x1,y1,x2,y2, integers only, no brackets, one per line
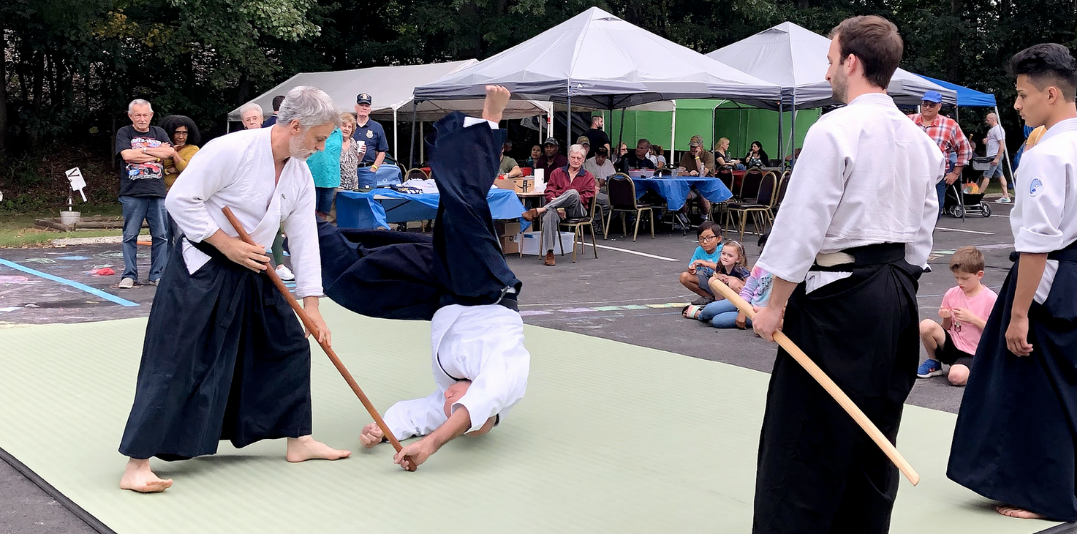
699,235,718,243
921,101,940,107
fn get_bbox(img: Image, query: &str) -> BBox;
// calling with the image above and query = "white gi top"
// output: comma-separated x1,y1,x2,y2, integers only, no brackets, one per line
383,304,531,438
756,93,944,284
1010,117,1077,303
165,127,323,298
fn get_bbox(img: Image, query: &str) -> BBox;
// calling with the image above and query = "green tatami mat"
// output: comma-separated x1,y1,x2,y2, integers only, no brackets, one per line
0,302,1062,533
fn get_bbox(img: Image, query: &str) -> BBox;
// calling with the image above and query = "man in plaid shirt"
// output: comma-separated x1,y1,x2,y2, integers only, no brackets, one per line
909,90,972,217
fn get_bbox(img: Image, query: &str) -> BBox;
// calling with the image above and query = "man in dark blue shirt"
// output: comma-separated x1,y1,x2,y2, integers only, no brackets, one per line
615,138,657,173
352,92,400,187
261,95,285,127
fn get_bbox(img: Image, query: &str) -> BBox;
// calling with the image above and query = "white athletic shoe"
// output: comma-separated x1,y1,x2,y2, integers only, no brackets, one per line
118,277,135,289
995,197,1011,204
275,265,295,281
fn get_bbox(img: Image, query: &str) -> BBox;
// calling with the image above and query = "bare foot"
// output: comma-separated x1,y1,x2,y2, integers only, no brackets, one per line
286,436,351,462
996,505,1047,519
482,85,511,124
119,458,173,493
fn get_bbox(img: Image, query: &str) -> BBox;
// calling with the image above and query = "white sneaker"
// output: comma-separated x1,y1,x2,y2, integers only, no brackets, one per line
995,197,1011,204
118,277,135,289
275,265,295,281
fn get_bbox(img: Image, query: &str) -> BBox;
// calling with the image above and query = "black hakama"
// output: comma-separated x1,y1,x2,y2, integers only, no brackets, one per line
753,245,922,534
119,242,313,460
947,241,1077,521
318,111,522,320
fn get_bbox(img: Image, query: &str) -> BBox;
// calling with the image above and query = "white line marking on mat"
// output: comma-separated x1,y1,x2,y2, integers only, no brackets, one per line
581,243,678,261
936,227,994,235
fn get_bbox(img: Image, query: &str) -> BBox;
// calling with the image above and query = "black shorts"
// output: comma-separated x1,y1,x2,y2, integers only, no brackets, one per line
941,330,975,368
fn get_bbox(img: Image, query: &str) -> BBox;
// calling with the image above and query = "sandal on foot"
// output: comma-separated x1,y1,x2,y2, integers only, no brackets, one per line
682,304,703,320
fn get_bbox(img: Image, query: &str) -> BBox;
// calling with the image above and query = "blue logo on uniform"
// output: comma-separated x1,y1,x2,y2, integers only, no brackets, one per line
1030,178,1043,197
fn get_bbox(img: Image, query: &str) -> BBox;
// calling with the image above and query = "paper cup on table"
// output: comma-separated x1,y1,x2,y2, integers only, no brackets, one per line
534,168,544,185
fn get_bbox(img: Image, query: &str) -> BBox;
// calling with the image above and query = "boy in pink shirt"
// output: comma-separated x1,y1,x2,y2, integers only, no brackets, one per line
917,246,998,385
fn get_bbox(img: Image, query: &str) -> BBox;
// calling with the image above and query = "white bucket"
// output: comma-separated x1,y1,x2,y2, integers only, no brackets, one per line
59,211,81,226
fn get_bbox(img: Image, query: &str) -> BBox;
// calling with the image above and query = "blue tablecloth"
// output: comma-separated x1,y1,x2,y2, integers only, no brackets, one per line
336,188,529,230
631,177,733,211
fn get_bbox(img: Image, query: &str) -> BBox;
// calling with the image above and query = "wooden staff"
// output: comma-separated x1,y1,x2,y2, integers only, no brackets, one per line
708,278,920,486
221,207,417,472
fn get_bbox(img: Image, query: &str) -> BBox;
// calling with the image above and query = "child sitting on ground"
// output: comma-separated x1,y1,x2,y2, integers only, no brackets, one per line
679,221,724,305
682,240,750,317
917,246,998,386
683,263,772,329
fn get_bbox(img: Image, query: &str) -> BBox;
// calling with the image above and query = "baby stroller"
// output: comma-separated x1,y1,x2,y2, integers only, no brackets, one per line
944,181,991,219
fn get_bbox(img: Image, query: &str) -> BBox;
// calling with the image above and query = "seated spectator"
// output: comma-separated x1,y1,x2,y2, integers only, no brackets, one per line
576,136,592,162
524,144,542,169
743,141,770,168
612,141,629,165
917,246,998,386
678,222,724,305
714,137,746,170
652,145,667,169
615,138,657,173
521,144,594,267
711,240,750,295
676,138,718,224
239,103,264,130
584,147,615,222
159,115,201,258
684,263,773,329
499,141,522,179
785,147,803,167
536,137,568,179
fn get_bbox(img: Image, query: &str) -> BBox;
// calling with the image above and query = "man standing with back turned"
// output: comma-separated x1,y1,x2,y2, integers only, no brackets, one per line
750,16,942,533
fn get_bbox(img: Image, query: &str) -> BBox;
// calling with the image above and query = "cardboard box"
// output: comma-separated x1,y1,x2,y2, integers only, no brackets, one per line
520,231,576,256
500,234,521,255
493,177,534,193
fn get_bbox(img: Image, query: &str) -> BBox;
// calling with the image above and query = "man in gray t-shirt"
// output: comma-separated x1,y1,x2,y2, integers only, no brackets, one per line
979,112,1010,203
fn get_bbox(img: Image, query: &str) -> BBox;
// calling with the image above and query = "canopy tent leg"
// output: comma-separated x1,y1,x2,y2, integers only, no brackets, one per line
670,100,677,166
617,107,626,157
393,108,399,165
566,95,572,149
409,101,418,168
420,121,424,165
777,101,784,168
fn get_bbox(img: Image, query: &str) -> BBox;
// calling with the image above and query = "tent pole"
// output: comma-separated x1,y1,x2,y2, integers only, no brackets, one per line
409,101,418,168
670,100,677,166
393,108,399,165
777,101,784,168
566,95,572,149
420,121,424,164
618,107,626,158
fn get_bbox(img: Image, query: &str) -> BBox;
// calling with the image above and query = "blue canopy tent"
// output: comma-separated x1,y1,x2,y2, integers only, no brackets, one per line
915,74,1014,180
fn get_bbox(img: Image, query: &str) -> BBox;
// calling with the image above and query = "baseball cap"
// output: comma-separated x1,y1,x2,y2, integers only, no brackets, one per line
576,136,590,145
356,93,372,105
921,91,943,104
543,137,559,146
689,140,701,148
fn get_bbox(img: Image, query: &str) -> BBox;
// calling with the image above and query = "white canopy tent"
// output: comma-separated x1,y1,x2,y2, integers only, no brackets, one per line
228,60,551,158
413,7,783,149
707,22,958,158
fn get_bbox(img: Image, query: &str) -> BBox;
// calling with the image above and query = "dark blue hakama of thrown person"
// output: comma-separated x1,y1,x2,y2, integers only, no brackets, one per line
947,241,1077,522
118,240,313,461
317,111,522,320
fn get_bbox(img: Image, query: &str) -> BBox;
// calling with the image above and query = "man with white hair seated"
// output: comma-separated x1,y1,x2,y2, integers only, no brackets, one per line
117,86,348,494
239,102,264,130
522,143,595,266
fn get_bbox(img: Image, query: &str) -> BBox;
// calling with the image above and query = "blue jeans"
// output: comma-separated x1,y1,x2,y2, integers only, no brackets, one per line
119,195,168,282
356,165,403,188
315,187,336,215
699,299,751,328
936,179,947,219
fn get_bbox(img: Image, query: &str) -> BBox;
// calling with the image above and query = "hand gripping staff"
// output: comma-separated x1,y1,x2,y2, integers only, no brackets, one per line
709,278,920,485
221,207,418,471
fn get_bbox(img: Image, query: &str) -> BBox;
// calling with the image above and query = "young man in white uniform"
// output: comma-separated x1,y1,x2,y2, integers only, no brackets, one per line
749,16,943,533
118,86,349,493
948,43,1077,522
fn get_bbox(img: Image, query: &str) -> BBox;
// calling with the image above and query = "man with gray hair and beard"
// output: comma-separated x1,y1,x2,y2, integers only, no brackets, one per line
117,86,349,494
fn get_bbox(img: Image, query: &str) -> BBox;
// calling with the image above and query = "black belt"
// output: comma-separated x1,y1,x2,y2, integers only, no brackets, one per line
811,243,906,272
357,162,375,168
1009,240,1077,262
